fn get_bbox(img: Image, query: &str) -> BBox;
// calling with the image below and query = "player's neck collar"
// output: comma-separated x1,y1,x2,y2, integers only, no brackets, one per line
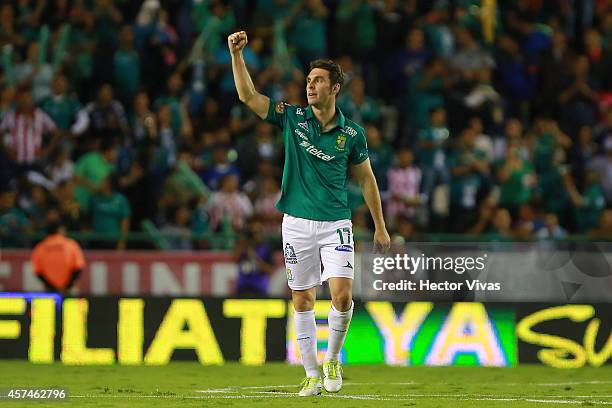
306,105,346,130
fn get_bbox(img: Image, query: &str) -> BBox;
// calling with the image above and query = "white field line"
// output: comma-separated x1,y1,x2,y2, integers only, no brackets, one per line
254,392,612,399
69,393,612,405
195,380,612,393
71,394,291,399
538,381,612,386
195,381,417,393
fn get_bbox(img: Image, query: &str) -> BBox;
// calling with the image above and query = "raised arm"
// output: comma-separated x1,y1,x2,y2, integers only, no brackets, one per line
228,31,270,119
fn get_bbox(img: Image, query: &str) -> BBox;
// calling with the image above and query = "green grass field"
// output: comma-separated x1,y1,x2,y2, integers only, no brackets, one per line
0,361,611,407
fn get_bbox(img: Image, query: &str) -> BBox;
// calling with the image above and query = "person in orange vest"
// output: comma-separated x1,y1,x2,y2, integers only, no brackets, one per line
31,215,85,293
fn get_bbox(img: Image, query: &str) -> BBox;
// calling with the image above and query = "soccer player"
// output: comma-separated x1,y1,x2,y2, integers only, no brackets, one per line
229,31,390,396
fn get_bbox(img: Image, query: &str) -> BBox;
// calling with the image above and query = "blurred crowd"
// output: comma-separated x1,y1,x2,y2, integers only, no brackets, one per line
0,0,611,250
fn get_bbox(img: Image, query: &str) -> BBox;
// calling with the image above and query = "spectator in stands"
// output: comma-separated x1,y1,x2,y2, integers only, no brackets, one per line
155,104,177,170
207,174,253,232
234,217,275,296
74,139,116,213
571,125,599,191
338,75,381,125
470,205,515,240
496,139,536,217
406,58,446,132
363,123,392,191
237,121,282,180
23,184,50,232
161,205,193,250
418,107,450,200
569,171,606,233
91,0,123,84
130,90,156,146
583,28,612,90
450,26,495,76
530,118,573,224
375,0,407,100
448,127,490,232
386,147,422,225
0,4,26,48
113,25,140,108
391,214,420,244
287,0,328,70
14,42,53,103
0,86,59,171
0,86,15,120
154,72,185,137
0,186,31,248
395,27,429,97
82,83,129,143
589,208,612,239
469,117,493,163
558,56,600,135
536,31,575,116
254,175,283,235
200,145,240,191
160,148,210,211
68,6,96,101
283,80,305,106
536,213,568,239
40,74,88,136
588,136,612,205
229,99,258,139
44,146,73,187
52,179,83,232
335,0,376,61
32,213,85,293
90,173,131,250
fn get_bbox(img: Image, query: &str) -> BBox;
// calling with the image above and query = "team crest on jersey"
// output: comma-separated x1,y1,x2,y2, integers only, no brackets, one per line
275,102,285,114
336,134,347,151
286,268,293,282
284,243,298,264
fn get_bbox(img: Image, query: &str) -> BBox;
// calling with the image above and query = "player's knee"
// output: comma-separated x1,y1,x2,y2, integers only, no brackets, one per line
331,292,352,312
292,291,315,311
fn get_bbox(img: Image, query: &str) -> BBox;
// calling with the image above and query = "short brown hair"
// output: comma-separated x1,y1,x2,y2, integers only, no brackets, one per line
309,59,344,89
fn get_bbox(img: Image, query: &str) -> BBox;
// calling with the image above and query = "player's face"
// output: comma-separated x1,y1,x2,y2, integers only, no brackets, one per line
306,68,336,107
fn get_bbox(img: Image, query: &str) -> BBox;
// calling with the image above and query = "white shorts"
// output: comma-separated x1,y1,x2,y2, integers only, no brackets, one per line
282,214,355,290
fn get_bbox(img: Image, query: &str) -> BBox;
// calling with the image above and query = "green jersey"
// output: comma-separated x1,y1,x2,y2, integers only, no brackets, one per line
265,100,369,221
90,192,131,235
74,152,115,212
40,95,81,131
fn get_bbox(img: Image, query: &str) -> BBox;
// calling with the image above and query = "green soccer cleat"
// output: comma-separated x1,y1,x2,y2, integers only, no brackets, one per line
298,376,322,396
323,360,343,393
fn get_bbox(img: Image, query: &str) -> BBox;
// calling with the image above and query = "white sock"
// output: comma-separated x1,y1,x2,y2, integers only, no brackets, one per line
325,301,353,362
294,309,319,378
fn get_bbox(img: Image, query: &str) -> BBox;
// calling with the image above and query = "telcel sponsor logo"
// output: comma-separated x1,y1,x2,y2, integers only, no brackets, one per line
294,129,308,140
299,141,335,161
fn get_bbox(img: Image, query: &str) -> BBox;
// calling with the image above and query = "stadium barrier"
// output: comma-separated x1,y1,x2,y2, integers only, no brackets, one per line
3,242,612,303
0,296,609,368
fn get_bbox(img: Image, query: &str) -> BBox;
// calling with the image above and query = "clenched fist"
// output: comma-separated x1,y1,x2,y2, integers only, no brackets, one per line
228,31,248,55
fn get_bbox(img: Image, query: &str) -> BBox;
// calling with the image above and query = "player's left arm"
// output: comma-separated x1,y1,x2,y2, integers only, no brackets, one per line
352,159,391,253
